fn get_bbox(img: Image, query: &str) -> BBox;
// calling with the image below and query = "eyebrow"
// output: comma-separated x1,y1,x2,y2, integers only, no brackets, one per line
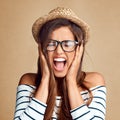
49,39,75,41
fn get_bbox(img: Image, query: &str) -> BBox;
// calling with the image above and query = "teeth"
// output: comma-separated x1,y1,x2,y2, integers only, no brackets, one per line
54,58,66,62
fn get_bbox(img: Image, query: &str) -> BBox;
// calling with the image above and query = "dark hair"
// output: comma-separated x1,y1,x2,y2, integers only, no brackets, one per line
35,18,86,120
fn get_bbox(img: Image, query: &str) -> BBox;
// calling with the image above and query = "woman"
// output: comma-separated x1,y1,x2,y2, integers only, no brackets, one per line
14,7,106,120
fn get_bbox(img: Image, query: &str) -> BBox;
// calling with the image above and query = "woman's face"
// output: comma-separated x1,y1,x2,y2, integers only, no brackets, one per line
47,26,76,78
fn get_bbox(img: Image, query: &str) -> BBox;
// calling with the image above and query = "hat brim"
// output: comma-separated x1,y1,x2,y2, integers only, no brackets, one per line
32,8,89,43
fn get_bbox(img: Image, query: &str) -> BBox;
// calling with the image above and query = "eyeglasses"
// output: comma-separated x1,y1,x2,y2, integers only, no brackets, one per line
46,39,79,52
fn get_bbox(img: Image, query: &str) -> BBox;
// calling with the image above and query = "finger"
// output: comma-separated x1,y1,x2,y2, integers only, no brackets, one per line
80,43,83,53
75,46,80,58
38,44,45,60
74,45,83,64
40,51,47,65
71,46,80,66
38,46,47,70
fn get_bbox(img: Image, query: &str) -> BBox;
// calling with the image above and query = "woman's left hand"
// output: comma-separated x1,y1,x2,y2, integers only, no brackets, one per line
66,43,83,82
66,44,84,109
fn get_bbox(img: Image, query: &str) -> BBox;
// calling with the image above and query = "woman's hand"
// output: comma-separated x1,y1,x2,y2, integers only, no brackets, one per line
34,45,50,103
66,43,83,82
39,45,50,82
66,43,84,109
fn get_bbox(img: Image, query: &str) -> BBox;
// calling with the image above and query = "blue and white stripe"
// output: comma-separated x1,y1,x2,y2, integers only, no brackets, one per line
14,85,106,120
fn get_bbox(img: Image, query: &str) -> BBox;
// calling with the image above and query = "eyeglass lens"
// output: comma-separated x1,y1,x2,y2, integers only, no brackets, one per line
46,40,78,52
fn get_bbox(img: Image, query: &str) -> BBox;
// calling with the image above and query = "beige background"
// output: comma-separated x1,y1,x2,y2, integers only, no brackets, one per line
0,0,119,119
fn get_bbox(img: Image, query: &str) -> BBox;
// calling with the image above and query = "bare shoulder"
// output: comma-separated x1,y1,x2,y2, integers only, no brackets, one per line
84,72,105,88
18,73,37,86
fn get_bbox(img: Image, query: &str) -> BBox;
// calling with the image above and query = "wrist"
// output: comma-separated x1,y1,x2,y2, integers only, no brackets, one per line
41,76,49,86
66,76,77,83
66,78,77,88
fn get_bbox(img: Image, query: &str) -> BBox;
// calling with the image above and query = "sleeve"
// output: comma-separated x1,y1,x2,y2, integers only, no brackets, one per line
14,85,47,120
70,86,107,120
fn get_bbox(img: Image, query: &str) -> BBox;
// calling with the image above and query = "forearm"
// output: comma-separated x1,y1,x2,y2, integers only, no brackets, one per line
69,86,107,120
34,77,49,104
35,47,50,104
14,85,47,120
66,80,84,110
14,98,47,120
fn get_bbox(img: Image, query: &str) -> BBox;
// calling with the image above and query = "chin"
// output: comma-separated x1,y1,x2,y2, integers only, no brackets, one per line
54,72,67,78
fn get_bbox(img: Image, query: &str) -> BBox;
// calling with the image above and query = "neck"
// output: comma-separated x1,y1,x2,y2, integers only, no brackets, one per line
55,77,65,96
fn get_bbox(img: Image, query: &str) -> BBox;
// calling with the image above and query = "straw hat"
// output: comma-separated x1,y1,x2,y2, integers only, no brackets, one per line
32,7,90,43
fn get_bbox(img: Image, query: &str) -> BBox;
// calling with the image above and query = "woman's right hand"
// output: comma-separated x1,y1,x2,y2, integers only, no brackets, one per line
39,45,50,82
34,45,50,103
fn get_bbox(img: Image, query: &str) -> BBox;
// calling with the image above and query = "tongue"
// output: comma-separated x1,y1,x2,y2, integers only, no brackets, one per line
55,62,64,71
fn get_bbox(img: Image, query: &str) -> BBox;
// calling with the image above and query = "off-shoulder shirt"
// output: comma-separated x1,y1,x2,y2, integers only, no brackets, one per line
14,85,106,120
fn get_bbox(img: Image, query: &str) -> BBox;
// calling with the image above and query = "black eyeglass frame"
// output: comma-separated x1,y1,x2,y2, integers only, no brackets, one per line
46,39,79,52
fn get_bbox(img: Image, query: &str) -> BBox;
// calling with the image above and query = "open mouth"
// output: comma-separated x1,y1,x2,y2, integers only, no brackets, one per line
53,58,66,71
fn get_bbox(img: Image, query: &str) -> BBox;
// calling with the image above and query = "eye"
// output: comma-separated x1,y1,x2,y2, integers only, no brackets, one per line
48,41,57,46
46,40,58,51
63,41,75,47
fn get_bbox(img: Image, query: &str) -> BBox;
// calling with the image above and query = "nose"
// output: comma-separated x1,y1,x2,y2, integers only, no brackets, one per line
55,43,64,54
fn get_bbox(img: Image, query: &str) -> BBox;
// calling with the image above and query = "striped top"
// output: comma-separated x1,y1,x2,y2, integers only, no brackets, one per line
14,85,106,120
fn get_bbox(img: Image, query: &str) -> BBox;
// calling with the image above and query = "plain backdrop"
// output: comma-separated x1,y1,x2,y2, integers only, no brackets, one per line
0,0,120,119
